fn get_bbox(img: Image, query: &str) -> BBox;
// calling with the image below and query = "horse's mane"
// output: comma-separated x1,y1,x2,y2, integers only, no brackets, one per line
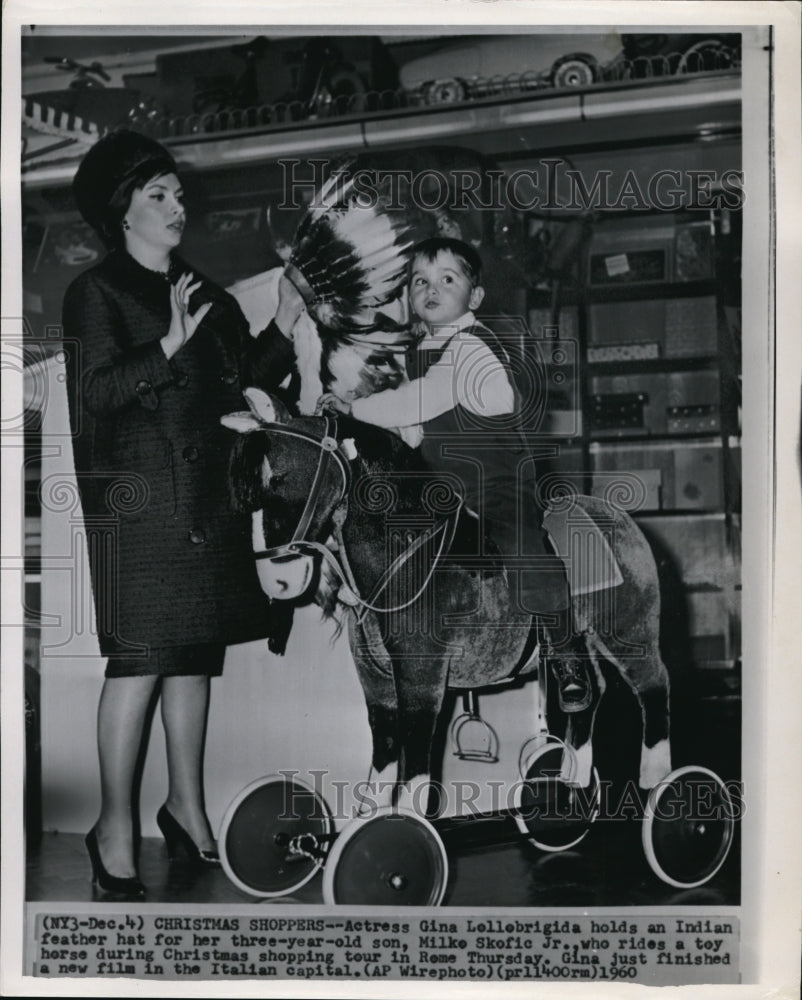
229,430,273,513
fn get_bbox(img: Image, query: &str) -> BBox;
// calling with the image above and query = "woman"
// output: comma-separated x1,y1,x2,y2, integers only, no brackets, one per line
63,129,302,896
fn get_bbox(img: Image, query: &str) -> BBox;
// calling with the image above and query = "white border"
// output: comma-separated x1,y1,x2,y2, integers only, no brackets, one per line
3,2,801,998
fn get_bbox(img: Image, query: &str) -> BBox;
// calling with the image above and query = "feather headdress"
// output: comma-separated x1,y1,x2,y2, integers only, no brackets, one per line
286,168,413,333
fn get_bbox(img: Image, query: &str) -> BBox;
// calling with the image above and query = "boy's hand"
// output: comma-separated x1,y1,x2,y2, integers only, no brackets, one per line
316,392,352,416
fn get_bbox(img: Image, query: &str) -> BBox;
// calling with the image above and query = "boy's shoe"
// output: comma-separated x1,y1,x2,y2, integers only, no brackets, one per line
549,656,593,713
539,606,593,713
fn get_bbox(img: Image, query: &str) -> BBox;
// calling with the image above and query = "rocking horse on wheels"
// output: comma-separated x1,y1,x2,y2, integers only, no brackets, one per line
215,388,735,905
216,168,734,904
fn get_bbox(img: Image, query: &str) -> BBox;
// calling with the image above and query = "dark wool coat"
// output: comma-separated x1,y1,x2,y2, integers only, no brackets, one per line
63,249,296,656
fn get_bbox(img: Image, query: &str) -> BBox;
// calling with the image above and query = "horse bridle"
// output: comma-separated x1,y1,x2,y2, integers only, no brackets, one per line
252,415,351,562
250,414,463,618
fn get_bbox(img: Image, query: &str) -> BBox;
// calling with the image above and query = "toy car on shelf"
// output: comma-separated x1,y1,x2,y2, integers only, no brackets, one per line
397,32,741,106
398,33,625,105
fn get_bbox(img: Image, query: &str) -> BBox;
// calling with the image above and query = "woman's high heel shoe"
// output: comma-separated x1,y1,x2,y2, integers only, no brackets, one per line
156,805,220,866
85,827,145,896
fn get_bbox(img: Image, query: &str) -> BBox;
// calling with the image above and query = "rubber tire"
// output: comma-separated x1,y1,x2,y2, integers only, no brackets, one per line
322,807,448,905
514,743,600,852
642,765,735,888
551,58,596,89
219,774,332,898
422,78,468,105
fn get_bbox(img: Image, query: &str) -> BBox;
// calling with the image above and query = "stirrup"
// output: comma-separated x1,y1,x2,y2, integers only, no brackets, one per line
450,691,499,763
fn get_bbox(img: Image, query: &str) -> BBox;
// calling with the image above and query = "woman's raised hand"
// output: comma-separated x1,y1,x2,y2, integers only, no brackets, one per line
160,272,213,360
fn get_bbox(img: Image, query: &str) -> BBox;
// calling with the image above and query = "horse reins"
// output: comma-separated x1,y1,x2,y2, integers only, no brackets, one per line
251,416,463,616
252,415,351,562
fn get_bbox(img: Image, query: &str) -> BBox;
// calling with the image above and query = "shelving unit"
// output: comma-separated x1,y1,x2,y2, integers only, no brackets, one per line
526,204,741,675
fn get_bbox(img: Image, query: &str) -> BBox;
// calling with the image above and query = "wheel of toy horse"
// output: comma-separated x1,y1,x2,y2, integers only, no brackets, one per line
514,740,600,852
642,766,735,888
322,807,448,906
219,774,333,898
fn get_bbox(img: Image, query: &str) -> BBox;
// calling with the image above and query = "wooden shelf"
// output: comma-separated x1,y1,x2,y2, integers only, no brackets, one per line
589,430,727,443
587,279,717,303
587,355,719,375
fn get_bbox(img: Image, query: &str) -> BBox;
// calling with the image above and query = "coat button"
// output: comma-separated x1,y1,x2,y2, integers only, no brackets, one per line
135,379,152,395
182,445,199,462
188,528,206,544
173,372,189,388
220,371,238,385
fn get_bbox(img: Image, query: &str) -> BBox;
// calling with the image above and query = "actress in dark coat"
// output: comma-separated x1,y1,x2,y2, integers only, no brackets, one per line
63,129,302,895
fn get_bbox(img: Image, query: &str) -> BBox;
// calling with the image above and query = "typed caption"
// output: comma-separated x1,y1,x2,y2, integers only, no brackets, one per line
28,909,739,985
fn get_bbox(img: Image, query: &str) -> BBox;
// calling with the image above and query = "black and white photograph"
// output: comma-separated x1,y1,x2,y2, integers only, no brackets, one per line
2,2,800,997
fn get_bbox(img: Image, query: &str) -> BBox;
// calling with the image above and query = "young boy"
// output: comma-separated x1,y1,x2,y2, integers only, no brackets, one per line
325,237,589,710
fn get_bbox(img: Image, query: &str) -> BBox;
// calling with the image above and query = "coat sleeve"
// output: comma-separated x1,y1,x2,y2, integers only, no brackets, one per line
198,284,297,395
225,265,297,391
63,273,175,415
243,319,298,391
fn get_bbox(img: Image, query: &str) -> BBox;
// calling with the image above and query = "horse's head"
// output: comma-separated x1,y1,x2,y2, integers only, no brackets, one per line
223,388,354,604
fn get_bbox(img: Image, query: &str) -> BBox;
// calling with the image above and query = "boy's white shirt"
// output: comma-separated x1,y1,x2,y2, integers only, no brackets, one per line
350,311,515,448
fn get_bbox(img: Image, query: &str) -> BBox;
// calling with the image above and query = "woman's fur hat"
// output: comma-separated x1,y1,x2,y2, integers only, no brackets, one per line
72,128,177,239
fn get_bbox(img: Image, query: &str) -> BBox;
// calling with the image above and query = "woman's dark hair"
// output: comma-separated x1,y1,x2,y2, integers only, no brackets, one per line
410,236,483,288
99,157,178,248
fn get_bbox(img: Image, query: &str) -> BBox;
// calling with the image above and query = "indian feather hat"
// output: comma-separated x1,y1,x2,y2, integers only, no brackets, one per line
285,167,413,333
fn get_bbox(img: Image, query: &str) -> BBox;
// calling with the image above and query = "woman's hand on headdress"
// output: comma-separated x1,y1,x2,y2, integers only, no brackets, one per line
161,272,212,359
274,273,306,340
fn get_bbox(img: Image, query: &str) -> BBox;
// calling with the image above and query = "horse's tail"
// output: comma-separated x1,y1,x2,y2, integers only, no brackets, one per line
228,431,272,512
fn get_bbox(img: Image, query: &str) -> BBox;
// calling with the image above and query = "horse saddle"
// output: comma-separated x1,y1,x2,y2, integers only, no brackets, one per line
543,500,623,596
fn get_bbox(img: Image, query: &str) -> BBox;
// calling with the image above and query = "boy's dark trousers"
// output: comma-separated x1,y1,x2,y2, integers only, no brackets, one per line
408,332,591,712
486,513,592,714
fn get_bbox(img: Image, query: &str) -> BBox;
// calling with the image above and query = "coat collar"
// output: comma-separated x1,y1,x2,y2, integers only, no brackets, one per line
102,250,188,299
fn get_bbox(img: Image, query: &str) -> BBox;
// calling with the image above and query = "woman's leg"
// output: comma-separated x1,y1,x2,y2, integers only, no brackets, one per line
160,675,215,850
95,674,159,877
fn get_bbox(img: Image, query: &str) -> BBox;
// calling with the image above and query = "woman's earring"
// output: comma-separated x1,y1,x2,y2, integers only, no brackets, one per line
122,219,130,231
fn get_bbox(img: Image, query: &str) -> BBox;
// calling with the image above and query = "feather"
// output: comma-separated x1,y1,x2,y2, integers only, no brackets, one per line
288,164,413,333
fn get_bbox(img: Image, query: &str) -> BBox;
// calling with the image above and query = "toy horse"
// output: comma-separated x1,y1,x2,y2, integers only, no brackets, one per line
224,388,672,811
